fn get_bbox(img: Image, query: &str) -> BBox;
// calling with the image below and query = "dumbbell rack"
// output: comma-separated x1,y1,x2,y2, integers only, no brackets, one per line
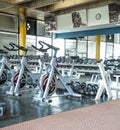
8,55,101,79
8,55,41,71
58,63,99,75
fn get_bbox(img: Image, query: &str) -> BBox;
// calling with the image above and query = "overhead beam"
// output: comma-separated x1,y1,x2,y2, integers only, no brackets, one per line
0,0,32,4
111,0,120,5
11,0,32,4
36,0,105,12
53,23,120,38
20,0,63,9
22,0,101,11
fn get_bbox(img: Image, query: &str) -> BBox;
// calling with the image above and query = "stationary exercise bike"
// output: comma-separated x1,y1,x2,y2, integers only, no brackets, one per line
0,50,8,85
31,41,57,96
33,41,82,103
0,46,15,85
5,42,53,97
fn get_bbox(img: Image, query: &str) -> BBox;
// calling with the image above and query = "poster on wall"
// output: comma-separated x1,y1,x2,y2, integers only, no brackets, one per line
109,3,120,23
26,18,36,35
44,15,56,31
71,10,87,28
57,9,87,30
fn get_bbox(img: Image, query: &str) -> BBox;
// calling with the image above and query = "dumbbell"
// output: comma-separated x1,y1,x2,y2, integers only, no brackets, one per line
78,82,86,94
72,81,80,93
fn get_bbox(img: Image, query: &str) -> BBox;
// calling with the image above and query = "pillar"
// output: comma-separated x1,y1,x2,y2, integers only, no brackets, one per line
19,7,26,55
96,35,101,61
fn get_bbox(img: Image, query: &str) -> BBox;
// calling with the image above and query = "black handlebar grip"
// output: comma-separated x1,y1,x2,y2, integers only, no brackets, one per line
31,45,49,52
9,42,28,51
31,45,43,52
19,46,28,51
38,41,44,49
39,40,60,51
3,43,18,51
0,49,8,54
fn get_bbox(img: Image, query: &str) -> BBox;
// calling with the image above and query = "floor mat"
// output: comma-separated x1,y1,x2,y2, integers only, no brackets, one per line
1,99,120,130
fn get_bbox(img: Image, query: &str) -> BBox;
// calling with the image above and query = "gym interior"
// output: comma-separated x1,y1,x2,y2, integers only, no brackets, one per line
0,0,120,129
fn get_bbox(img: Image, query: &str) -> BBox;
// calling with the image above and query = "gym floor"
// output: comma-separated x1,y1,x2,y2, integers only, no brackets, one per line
0,79,118,128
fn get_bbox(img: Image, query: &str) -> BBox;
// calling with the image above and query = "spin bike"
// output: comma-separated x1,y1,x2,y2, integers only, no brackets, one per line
31,41,57,97
0,46,15,85
5,42,53,97
33,41,82,103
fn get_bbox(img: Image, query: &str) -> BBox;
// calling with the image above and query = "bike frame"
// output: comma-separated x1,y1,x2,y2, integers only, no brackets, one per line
0,53,14,83
42,56,76,99
11,54,44,96
37,43,82,102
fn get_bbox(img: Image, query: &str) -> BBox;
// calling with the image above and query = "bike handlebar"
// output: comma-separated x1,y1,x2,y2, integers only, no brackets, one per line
3,42,28,52
3,42,18,51
39,40,60,51
31,41,50,52
0,49,8,54
31,45,50,52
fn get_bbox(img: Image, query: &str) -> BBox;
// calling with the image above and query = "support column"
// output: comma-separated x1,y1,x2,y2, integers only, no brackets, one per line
96,35,101,61
19,7,26,55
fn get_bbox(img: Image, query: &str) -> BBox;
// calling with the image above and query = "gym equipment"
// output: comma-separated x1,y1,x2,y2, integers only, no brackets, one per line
95,63,120,100
95,63,112,100
0,102,6,116
0,47,14,85
5,42,45,96
31,41,55,97
33,41,82,103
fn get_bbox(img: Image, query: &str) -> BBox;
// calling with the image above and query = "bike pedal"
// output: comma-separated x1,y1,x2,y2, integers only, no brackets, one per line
42,98,52,103
13,93,22,97
48,99,52,103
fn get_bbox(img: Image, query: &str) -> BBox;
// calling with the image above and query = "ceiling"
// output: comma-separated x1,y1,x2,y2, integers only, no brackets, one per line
0,0,120,20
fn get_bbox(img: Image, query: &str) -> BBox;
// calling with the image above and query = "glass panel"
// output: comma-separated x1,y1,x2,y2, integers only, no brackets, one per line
26,35,36,55
53,38,65,57
65,39,76,56
77,40,87,58
105,42,114,59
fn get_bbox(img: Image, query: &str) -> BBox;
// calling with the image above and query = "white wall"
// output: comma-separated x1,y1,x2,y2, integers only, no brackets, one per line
57,9,87,30
88,5,109,26
57,13,73,30
57,5,109,30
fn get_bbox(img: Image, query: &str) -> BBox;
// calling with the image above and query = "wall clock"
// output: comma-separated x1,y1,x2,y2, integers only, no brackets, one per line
95,13,101,20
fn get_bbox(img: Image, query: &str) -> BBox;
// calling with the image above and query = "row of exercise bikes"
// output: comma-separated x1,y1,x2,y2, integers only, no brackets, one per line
0,41,84,116
0,41,109,116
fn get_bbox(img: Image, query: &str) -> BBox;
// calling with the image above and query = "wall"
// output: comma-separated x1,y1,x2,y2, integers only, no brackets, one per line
88,5,109,26
0,13,18,33
57,5,110,29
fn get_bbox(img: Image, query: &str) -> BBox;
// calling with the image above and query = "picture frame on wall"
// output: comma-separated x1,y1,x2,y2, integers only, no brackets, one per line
71,10,87,28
